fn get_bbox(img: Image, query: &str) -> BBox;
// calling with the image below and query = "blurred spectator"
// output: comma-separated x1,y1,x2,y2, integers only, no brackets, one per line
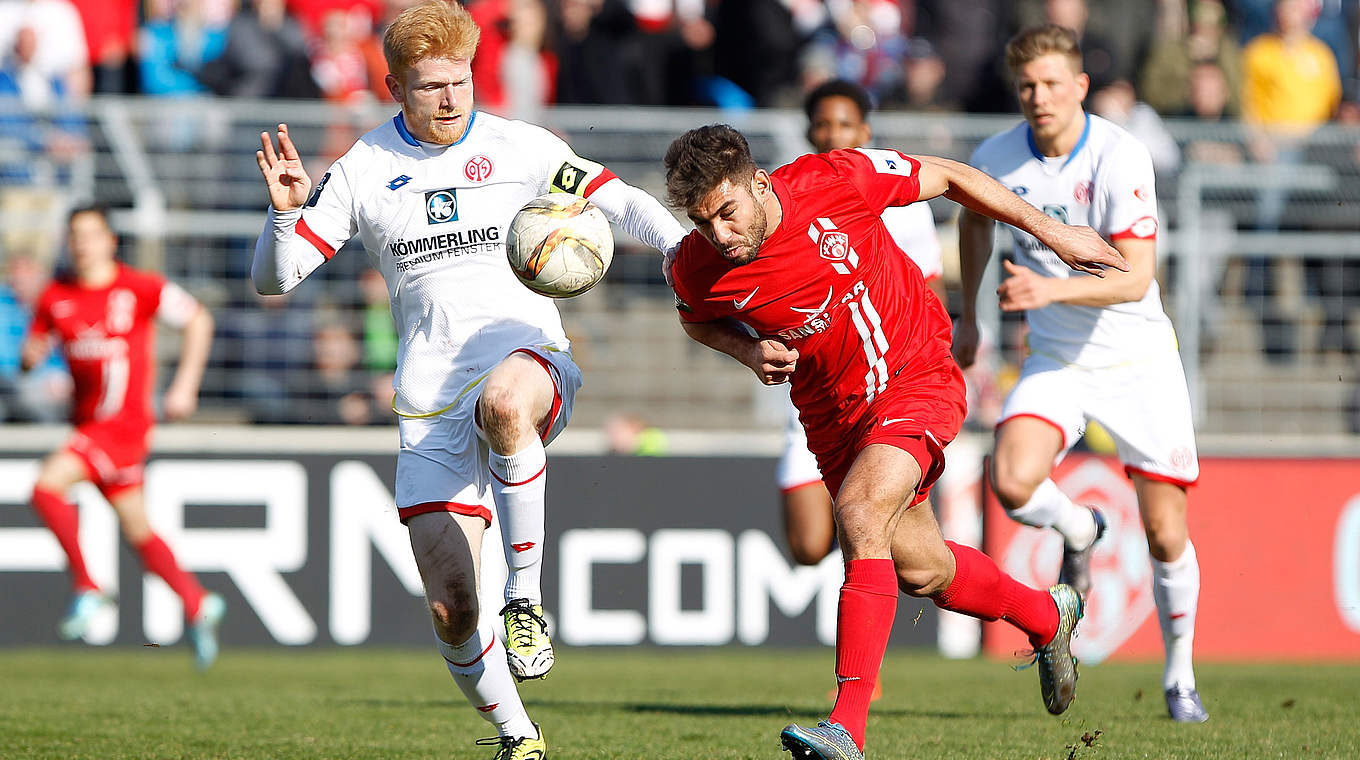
555,0,642,104
0,251,69,421
289,321,378,425
1140,0,1244,117
801,0,910,105
137,0,229,96
901,37,950,110
214,291,315,423
287,0,382,36
1232,0,1355,101
604,411,668,455
1182,60,1245,164
68,0,137,93
1041,0,1123,92
906,0,1005,112
467,0,558,118
358,267,396,372
0,0,91,98
311,7,374,103
0,24,88,263
1090,79,1182,172
712,0,801,107
1241,0,1344,360
199,0,317,98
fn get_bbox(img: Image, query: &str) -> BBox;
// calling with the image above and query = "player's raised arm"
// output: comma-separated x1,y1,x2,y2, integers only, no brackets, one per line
251,124,357,295
912,155,1128,277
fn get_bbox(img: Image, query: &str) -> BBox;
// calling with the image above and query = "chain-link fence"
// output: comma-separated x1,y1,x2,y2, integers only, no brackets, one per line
2,96,1357,434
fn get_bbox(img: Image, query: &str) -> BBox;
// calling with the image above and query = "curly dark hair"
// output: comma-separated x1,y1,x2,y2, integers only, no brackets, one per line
663,124,757,211
803,79,872,122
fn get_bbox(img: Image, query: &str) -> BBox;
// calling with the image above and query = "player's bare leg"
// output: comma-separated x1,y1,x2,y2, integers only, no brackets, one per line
480,351,557,680
30,450,114,639
106,487,223,669
879,463,1081,717
783,445,920,759
782,483,835,566
408,511,544,752
1132,475,1207,722
992,417,1104,595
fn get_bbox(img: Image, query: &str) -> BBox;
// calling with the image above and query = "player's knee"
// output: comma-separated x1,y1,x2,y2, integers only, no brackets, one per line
990,462,1040,511
1143,522,1188,563
428,585,479,641
787,536,830,566
479,386,530,439
897,565,951,597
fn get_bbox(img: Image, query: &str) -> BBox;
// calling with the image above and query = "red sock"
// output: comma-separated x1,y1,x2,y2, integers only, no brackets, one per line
136,535,205,620
828,558,897,751
32,487,99,593
935,541,1058,647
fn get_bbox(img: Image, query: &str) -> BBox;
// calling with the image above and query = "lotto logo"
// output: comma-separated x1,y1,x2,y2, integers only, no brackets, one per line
464,155,493,182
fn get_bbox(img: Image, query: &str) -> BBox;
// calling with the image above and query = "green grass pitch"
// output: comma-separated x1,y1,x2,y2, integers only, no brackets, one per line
2,647,1357,759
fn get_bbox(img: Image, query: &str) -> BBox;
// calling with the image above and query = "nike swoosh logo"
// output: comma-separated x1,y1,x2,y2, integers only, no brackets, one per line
733,287,759,309
881,417,914,426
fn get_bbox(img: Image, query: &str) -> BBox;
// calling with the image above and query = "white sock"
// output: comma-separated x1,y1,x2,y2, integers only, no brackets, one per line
1006,478,1098,550
489,440,548,605
1152,540,1200,691
437,624,537,738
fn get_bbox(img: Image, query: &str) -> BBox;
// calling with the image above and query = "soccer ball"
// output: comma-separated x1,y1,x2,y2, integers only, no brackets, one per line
506,193,614,298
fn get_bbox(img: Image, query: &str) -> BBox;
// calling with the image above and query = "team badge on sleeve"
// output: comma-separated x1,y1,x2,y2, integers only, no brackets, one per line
854,148,914,177
305,172,331,207
551,159,605,196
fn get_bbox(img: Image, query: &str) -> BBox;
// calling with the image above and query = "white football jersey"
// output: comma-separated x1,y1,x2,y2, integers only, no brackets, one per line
970,114,1173,366
257,111,679,414
881,201,942,280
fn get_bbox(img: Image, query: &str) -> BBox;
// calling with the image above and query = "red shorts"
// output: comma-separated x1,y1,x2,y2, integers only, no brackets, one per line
66,418,152,497
804,363,966,506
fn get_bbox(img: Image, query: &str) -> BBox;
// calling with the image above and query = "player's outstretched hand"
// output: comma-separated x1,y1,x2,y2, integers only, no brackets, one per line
952,319,981,369
1046,224,1128,277
745,339,798,385
162,381,198,421
256,123,313,212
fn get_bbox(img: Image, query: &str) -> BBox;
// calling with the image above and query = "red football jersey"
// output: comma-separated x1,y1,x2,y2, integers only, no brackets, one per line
29,265,199,426
671,148,961,437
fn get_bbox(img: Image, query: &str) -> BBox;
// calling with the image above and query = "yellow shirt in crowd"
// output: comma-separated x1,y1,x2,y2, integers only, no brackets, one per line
1242,33,1341,132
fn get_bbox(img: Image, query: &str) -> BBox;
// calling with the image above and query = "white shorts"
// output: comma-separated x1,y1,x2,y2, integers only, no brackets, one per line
999,349,1199,486
395,347,582,524
775,399,824,492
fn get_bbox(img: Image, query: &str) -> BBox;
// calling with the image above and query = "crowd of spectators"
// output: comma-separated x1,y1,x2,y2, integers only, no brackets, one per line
0,1,1351,117
0,0,1357,426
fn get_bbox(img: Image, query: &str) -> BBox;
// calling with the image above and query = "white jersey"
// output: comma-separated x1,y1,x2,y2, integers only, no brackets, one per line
970,113,1172,367
254,110,684,414
881,202,942,280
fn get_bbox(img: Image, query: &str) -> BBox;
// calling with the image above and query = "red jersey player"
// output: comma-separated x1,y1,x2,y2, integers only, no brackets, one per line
21,205,225,669
663,125,1127,759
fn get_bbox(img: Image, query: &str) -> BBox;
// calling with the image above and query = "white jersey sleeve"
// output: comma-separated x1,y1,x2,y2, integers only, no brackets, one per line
251,155,360,295
532,128,686,255
1096,137,1159,242
154,281,201,328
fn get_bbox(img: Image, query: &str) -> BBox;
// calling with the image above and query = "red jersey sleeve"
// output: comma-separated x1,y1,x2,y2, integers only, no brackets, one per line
27,285,56,338
828,148,922,213
670,233,720,324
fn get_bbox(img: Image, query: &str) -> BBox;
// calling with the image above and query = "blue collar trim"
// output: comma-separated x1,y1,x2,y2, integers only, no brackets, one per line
393,111,479,148
1026,112,1090,169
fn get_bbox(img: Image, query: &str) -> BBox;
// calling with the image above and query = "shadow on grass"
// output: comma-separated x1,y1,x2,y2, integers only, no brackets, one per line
334,696,1030,722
